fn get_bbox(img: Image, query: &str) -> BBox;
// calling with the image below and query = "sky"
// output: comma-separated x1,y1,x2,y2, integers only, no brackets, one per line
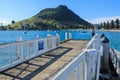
0,0,120,25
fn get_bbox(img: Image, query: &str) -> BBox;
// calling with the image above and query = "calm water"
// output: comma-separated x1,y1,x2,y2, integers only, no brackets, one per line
96,30,120,51
0,30,91,43
0,30,120,51
0,30,120,67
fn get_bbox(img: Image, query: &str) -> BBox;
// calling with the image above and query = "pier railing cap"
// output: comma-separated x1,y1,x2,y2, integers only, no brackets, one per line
101,37,109,43
101,33,105,38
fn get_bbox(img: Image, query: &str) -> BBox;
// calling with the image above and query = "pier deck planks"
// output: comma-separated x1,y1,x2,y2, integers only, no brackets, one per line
0,40,88,80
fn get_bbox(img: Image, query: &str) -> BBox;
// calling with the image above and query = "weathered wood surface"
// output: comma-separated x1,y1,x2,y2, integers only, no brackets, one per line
0,40,88,80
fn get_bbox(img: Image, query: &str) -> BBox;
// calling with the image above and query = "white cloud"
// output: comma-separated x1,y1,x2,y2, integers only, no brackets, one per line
0,20,10,25
88,16,120,24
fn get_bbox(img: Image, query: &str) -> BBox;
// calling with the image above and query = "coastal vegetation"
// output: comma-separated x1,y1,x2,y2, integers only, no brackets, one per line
98,18,120,30
0,5,92,30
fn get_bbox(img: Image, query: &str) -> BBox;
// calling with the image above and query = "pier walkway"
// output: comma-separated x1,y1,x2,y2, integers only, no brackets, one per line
0,40,88,80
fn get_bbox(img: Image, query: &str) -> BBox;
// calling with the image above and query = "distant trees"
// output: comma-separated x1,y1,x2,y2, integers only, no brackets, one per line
103,22,107,29
0,23,3,27
111,20,115,29
106,21,110,29
98,18,120,30
115,18,119,29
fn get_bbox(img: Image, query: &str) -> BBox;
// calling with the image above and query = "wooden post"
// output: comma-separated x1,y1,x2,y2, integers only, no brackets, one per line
101,34,109,71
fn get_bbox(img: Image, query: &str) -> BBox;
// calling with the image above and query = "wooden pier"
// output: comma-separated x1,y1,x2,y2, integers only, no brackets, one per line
0,40,88,80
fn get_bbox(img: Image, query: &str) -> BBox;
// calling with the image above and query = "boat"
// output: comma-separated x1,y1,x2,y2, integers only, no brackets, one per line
82,31,87,33
23,31,28,34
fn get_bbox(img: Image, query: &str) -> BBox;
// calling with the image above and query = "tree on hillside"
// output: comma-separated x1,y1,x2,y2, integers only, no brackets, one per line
11,20,15,24
115,18,119,29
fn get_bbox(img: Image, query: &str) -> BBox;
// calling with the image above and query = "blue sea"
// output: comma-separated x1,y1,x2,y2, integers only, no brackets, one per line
0,30,120,68
0,30,120,51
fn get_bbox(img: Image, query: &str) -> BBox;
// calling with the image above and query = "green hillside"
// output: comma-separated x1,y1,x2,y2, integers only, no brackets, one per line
2,5,91,30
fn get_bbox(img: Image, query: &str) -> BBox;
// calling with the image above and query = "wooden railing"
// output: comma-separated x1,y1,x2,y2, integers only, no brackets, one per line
0,35,59,72
52,34,101,80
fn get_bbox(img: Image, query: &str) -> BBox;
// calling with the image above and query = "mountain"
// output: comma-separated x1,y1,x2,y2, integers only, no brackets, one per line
4,5,91,30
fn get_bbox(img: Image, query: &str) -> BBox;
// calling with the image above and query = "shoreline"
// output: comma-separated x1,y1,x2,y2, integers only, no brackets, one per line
76,29,120,32
0,29,120,33
95,29,120,32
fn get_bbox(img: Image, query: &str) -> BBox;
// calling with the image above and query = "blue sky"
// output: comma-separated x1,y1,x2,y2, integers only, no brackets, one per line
0,0,120,25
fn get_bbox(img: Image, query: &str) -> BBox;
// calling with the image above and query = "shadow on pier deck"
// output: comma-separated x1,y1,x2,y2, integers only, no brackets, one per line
0,40,88,80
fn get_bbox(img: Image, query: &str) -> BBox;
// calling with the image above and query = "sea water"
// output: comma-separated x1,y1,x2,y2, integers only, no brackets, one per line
0,30,120,67
96,30,120,51
0,30,120,50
